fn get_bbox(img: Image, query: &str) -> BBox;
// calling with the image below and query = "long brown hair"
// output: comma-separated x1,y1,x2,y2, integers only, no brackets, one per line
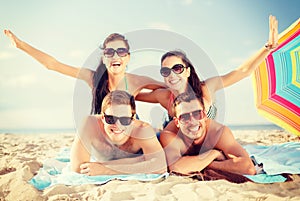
161,50,205,107
91,33,130,114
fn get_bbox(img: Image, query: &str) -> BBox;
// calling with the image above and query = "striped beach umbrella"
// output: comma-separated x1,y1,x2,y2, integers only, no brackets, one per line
252,18,300,136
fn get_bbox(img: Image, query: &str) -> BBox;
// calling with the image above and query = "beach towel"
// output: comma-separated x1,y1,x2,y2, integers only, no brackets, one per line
170,142,300,184
243,142,300,183
29,148,168,190
29,142,300,190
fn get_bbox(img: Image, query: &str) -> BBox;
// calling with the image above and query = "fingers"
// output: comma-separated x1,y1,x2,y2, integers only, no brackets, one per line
4,29,10,36
80,163,91,175
267,15,279,49
227,153,237,159
3,29,12,39
3,29,18,47
4,29,12,36
274,17,278,43
269,15,272,31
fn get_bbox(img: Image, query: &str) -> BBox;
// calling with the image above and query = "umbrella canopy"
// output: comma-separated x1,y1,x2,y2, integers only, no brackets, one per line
252,18,300,136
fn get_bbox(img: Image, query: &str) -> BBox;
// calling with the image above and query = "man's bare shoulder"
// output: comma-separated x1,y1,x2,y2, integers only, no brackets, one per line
207,120,237,148
130,120,157,140
207,119,224,133
160,128,183,146
209,120,233,137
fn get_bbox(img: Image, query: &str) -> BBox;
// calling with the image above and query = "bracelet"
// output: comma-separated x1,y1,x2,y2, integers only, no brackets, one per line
264,42,277,51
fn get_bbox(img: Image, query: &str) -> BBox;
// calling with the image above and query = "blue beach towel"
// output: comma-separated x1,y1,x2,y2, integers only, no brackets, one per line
243,142,300,183
29,142,300,190
29,148,168,190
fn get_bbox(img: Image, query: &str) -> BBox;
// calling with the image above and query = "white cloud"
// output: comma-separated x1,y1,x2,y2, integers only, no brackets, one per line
68,49,85,59
148,22,171,31
228,57,247,66
181,0,193,5
0,52,14,60
204,0,213,6
242,40,254,46
0,74,37,88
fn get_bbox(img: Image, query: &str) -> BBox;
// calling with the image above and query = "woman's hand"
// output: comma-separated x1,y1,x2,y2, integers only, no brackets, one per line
266,15,279,50
80,162,107,176
4,30,21,48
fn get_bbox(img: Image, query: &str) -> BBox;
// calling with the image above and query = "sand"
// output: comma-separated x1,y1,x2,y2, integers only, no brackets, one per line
0,130,299,201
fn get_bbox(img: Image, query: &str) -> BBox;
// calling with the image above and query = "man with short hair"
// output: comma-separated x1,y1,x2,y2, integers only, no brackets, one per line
71,90,167,175
160,92,255,176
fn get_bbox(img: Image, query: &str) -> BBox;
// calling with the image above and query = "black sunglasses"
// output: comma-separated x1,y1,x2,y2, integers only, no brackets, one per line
160,64,187,77
103,48,129,58
103,113,134,126
178,110,205,123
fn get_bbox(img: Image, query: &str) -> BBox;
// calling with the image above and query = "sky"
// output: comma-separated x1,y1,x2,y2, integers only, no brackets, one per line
0,0,299,131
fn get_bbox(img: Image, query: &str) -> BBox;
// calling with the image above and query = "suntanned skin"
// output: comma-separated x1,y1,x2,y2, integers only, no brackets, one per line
160,99,256,176
71,104,167,176
4,30,166,96
136,15,278,123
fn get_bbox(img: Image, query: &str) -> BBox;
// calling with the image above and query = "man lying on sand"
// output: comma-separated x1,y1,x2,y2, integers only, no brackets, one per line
160,92,256,176
71,90,167,175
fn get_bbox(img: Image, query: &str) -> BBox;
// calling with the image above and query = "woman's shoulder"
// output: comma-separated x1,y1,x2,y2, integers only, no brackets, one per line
78,68,96,87
126,73,143,79
126,73,147,87
127,73,162,84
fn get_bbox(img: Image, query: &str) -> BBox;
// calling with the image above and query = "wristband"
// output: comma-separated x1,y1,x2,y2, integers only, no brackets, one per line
264,42,277,51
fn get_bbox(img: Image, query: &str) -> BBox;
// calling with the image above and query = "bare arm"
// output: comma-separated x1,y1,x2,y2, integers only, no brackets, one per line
4,29,93,87
101,137,167,174
138,75,167,90
207,126,256,175
160,131,223,174
205,15,278,94
135,88,171,105
104,124,167,174
80,121,167,175
70,136,91,173
170,150,224,175
135,89,160,103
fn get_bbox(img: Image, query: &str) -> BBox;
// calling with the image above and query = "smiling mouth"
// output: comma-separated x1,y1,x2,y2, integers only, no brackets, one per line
111,62,121,67
188,125,200,132
169,79,180,85
110,128,124,135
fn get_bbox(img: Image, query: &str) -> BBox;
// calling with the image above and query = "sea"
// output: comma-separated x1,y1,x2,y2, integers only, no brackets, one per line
228,124,284,131
0,124,284,134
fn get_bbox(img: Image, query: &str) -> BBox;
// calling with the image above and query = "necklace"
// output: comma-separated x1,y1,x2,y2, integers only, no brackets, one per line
108,74,128,92
124,75,128,92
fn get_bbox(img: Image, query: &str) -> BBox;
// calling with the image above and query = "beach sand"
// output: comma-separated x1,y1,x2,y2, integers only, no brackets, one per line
0,130,299,201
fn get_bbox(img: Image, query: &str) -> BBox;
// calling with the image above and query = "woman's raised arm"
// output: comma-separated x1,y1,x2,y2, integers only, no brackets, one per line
205,15,278,94
4,29,94,87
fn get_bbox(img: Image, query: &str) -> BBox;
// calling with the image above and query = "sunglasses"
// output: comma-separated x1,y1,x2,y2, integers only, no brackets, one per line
103,48,129,58
103,113,134,126
177,110,205,123
160,64,187,77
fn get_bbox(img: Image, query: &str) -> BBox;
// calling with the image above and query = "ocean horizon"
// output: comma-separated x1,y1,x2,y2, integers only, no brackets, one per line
0,124,284,134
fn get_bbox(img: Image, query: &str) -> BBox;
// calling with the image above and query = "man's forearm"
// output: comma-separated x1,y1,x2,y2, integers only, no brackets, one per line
105,156,166,174
169,150,220,174
103,155,144,165
207,157,256,175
